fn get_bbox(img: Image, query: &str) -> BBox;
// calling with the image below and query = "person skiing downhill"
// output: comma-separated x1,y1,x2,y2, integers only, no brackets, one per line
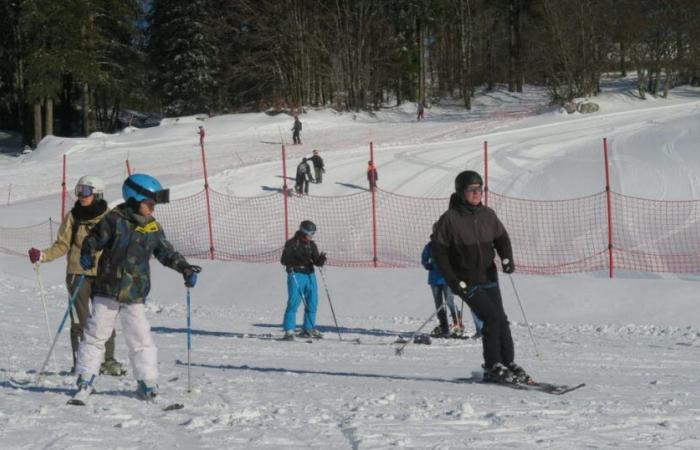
28,175,126,376
280,220,327,340
69,173,201,404
432,170,529,384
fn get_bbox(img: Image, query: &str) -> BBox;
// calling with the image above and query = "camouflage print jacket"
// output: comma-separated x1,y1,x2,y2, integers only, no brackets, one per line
81,203,190,304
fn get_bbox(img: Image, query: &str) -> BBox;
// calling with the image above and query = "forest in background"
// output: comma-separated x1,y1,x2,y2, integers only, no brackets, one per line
1,0,699,146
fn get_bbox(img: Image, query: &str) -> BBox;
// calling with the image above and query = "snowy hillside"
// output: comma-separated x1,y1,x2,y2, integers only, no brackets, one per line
1,79,700,449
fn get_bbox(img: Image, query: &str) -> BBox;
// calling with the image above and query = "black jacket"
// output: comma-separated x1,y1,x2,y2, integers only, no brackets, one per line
310,155,324,169
296,162,311,182
280,231,323,274
432,193,512,291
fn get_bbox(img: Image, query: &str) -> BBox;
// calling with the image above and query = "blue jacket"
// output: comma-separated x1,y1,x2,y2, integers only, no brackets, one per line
421,242,447,286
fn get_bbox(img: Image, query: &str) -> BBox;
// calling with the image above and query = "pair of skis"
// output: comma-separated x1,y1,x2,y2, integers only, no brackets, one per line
455,375,585,395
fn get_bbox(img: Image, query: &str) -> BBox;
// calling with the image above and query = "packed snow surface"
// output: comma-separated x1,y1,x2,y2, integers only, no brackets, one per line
1,78,700,448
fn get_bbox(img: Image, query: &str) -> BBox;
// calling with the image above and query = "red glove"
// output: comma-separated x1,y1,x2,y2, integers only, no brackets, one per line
28,248,41,264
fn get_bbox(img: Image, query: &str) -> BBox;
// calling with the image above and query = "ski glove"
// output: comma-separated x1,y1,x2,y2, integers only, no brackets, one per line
315,252,327,267
28,248,41,264
79,254,94,270
183,265,202,288
502,258,515,274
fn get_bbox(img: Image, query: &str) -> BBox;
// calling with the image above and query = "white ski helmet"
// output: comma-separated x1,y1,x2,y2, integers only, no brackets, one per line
75,175,106,199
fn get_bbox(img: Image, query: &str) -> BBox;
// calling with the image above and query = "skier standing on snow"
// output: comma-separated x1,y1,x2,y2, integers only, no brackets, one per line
291,115,302,145
310,149,325,183
432,170,529,384
69,173,201,404
422,227,461,338
417,102,425,120
280,220,327,340
198,126,205,146
367,160,378,191
28,176,126,376
295,157,312,195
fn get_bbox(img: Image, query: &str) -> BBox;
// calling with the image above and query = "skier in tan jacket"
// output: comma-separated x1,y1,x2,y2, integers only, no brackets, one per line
28,175,125,376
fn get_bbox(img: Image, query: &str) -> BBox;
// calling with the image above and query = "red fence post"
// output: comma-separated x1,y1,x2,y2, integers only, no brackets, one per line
282,144,289,241
200,142,216,260
126,159,132,176
483,141,489,207
61,154,67,218
603,138,614,278
370,142,378,267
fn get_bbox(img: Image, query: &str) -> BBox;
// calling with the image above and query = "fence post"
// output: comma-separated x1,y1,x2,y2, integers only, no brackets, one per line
603,138,614,278
200,141,216,260
125,159,132,176
370,142,378,267
483,141,489,207
61,154,67,218
49,217,54,242
282,144,289,241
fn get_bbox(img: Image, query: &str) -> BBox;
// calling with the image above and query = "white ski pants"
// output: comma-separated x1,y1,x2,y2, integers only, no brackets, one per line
76,296,158,381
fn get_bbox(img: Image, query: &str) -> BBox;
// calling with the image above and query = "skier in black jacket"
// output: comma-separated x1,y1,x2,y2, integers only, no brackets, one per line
280,220,327,340
310,150,325,183
432,170,530,384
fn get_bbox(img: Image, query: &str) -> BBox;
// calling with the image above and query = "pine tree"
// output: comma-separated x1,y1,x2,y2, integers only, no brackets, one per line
148,0,219,116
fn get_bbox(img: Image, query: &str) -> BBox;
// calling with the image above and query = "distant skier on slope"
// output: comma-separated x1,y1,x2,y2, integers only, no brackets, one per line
295,157,312,195
367,160,378,191
291,115,302,145
280,220,327,341
432,170,529,384
198,126,205,146
69,173,201,405
310,149,325,183
28,175,126,377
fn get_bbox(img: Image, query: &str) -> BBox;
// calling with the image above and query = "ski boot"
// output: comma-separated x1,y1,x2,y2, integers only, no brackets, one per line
282,331,295,341
483,363,514,384
136,380,159,402
413,334,432,345
298,329,323,339
67,374,96,405
451,319,465,338
430,325,450,338
507,362,531,384
100,358,127,376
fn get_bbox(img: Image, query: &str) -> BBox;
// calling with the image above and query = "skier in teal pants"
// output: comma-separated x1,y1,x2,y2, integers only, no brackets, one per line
281,220,327,340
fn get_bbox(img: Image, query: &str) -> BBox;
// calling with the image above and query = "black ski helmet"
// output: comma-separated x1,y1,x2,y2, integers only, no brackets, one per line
454,170,483,193
299,220,317,235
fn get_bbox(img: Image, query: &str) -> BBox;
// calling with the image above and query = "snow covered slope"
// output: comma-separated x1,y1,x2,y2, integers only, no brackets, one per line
1,78,699,449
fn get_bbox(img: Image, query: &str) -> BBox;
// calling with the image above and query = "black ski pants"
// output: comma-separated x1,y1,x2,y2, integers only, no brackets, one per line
462,283,514,369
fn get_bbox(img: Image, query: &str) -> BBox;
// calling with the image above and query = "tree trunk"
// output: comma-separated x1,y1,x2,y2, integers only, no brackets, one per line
45,97,53,136
82,83,90,136
33,101,42,147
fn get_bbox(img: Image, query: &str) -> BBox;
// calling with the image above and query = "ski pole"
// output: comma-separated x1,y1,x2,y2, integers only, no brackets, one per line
507,273,541,359
395,302,446,356
318,267,343,341
36,274,85,383
33,264,55,367
186,287,192,393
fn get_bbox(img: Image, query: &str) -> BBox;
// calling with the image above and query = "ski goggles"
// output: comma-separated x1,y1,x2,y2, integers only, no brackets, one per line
75,184,95,198
124,178,170,204
301,228,315,237
465,185,483,193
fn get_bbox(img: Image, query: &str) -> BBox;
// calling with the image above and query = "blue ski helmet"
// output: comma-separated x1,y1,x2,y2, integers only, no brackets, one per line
122,173,170,203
